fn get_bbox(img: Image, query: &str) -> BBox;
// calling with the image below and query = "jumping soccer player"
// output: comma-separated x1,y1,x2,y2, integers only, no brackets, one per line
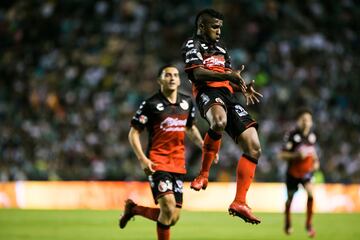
181,8,263,224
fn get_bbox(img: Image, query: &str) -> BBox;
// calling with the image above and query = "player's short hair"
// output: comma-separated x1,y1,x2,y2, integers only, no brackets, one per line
157,64,177,78
195,9,224,30
295,107,313,119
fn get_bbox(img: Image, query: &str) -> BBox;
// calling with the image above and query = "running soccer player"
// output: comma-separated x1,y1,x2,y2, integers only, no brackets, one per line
181,9,263,224
278,108,319,238
119,65,204,240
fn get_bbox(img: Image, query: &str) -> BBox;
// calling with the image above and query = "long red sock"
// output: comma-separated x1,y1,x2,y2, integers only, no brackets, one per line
200,130,222,178
133,205,160,221
306,197,314,226
157,222,170,240
234,154,258,203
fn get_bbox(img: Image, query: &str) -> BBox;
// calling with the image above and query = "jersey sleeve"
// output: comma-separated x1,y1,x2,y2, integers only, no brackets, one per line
186,100,196,128
130,100,150,131
224,49,232,70
181,38,204,73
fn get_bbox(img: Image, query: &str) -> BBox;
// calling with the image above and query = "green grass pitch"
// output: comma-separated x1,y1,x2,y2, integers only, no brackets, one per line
0,209,359,240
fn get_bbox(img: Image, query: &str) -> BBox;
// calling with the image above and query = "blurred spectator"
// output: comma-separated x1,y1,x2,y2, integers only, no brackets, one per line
0,0,359,182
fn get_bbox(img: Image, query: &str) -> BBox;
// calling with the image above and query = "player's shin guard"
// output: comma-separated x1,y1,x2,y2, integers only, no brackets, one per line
157,221,170,240
133,205,160,221
306,196,314,227
233,154,258,203
200,129,222,177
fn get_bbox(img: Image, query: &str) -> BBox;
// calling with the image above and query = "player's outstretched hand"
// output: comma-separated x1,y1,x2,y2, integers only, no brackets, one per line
243,80,263,105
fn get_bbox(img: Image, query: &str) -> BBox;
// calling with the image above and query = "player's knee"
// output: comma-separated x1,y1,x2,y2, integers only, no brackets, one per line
211,119,227,132
245,144,261,160
161,204,177,220
170,215,180,226
252,146,261,159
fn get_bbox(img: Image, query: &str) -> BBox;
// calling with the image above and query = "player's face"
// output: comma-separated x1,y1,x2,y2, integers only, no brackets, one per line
297,113,313,132
158,67,180,92
201,18,222,42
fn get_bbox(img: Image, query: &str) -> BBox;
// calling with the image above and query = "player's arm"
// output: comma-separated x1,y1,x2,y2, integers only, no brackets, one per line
185,125,203,149
313,149,320,170
128,127,156,175
193,67,246,92
278,150,302,162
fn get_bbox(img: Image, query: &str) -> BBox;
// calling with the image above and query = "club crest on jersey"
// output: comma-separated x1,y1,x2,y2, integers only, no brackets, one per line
156,103,164,111
308,133,316,143
180,100,189,110
293,134,302,143
139,115,148,124
158,180,173,193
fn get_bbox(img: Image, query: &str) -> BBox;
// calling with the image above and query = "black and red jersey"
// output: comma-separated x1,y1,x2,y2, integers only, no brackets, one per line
282,128,318,178
181,35,233,96
131,91,195,174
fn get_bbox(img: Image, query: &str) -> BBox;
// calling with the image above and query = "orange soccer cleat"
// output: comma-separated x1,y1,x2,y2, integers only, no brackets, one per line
228,202,261,224
119,199,137,229
190,174,208,191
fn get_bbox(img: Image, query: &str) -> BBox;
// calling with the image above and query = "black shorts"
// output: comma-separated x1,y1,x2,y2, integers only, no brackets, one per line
196,87,258,142
148,171,184,208
286,172,313,193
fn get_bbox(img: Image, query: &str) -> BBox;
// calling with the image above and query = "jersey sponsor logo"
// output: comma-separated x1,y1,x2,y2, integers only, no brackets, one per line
158,180,173,193
185,49,197,56
156,103,164,111
203,55,225,68
234,105,248,117
185,57,199,63
200,93,210,105
180,100,189,110
139,115,148,124
160,117,187,132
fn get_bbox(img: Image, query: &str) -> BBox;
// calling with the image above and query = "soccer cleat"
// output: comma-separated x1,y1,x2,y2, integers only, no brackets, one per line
306,225,316,238
190,174,208,191
119,199,137,229
284,224,293,235
228,202,261,224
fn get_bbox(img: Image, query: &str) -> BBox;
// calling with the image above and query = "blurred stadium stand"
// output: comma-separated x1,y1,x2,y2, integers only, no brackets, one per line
0,0,359,183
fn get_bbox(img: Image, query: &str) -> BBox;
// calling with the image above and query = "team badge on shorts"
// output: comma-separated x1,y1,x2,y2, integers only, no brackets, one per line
215,97,225,105
158,180,173,192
